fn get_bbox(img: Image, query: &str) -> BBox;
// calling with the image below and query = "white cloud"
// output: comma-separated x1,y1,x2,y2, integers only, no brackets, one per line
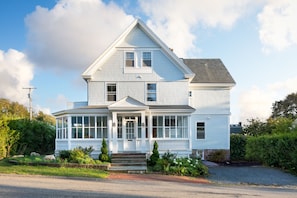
258,0,297,52
139,0,255,57
238,76,297,122
25,0,134,72
0,49,34,105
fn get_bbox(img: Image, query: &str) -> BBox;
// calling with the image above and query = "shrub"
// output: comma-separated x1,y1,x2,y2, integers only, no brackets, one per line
69,148,95,164
148,141,159,166
246,133,297,174
230,134,247,161
207,150,228,163
59,150,71,160
99,138,110,162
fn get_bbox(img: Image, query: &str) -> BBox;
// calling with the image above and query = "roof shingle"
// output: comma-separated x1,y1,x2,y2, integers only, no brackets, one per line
183,59,236,84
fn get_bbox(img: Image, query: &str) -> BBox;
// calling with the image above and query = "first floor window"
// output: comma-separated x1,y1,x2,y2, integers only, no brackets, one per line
72,116,82,138
197,122,205,139
56,117,68,139
117,116,122,138
69,115,107,139
152,115,188,138
84,116,95,138
97,116,108,138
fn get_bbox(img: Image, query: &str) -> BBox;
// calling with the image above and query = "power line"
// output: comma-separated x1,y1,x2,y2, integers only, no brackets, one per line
23,87,36,120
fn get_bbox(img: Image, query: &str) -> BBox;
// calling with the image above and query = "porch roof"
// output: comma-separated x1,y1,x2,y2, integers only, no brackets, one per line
53,104,195,116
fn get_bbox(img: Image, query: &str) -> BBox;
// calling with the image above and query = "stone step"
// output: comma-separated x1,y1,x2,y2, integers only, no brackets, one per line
110,153,147,173
109,165,147,173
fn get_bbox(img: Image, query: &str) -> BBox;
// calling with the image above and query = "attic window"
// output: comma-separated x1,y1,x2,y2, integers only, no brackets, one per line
142,52,151,67
125,52,134,67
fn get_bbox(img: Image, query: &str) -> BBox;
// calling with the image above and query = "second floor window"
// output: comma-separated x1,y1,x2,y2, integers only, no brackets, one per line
142,52,151,67
125,52,134,67
107,83,116,101
147,83,156,101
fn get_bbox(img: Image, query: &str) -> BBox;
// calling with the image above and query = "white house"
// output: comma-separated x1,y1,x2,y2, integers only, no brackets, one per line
53,19,235,159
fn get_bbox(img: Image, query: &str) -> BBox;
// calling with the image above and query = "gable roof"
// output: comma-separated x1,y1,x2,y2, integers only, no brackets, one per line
82,19,195,80
183,59,236,84
108,96,148,111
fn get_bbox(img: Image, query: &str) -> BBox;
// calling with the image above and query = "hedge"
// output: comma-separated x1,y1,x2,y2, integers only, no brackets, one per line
246,133,297,174
230,134,247,161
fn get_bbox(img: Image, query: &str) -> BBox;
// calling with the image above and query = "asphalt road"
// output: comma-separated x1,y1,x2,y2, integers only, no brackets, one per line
0,173,297,198
208,165,297,186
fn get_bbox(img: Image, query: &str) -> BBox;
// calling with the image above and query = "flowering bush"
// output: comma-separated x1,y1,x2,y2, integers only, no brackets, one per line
151,151,208,177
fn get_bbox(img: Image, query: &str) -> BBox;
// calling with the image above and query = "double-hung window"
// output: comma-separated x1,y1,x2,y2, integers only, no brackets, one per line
107,83,116,102
147,83,156,101
142,52,151,67
125,52,134,67
197,122,205,139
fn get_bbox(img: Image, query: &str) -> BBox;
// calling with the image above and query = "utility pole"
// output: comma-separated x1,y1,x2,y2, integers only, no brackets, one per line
23,87,36,120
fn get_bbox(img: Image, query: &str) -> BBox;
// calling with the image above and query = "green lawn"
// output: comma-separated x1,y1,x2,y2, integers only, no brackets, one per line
0,159,109,179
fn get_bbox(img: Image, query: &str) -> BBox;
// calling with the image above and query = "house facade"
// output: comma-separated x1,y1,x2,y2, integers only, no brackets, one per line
53,19,235,159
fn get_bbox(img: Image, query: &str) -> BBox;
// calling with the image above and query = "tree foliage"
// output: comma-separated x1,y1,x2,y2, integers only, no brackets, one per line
271,92,297,119
0,98,56,157
0,115,20,159
148,141,160,166
0,98,29,118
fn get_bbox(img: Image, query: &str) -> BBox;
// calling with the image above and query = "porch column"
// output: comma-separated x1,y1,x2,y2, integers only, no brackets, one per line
67,115,72,150
141,111,146,153
111,111,118,153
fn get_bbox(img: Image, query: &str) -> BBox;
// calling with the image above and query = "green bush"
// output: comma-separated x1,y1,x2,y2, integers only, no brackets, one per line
246,133,297,174
148,141,159,166
207,150,228,163
230,134,247,161
99,138,110,162
150,151,208,177
66,147,96,164
59,150,71,160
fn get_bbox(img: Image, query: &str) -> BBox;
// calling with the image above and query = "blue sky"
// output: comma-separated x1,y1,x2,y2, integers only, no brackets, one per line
0,0,297,124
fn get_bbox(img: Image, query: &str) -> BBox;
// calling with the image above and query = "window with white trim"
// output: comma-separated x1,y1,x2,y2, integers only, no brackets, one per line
107,83,116,102
152,115,188,138
72,116,82,138
142,52,151,67
125,52,134,67
84,116,95,138
197,122,205,139
147,83,156,101
97,116,108,139
56,117,68,139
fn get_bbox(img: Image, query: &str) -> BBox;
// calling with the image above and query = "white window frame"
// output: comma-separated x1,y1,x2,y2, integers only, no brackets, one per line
142,51,152,67
197,122,205,139
146,83,157,102
125,51,135,67
106,83,117,102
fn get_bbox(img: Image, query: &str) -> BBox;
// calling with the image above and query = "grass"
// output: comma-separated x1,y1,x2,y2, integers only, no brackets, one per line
0,158,109,179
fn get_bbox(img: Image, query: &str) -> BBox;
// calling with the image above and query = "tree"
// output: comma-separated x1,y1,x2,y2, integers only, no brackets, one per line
271,92,297,119
0,115,20,158
99,138,110,162
0,98,29,118
242,118,271,136
9,119,55,155
148,141,160,166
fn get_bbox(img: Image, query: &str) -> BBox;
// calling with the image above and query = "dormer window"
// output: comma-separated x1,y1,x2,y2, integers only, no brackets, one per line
142,52,151,67
125,52,134,67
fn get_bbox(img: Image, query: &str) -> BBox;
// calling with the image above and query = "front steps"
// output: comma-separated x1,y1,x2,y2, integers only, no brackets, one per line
109,153,147,173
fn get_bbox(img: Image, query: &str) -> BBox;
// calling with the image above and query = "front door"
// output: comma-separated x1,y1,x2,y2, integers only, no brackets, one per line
124,119,136,151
